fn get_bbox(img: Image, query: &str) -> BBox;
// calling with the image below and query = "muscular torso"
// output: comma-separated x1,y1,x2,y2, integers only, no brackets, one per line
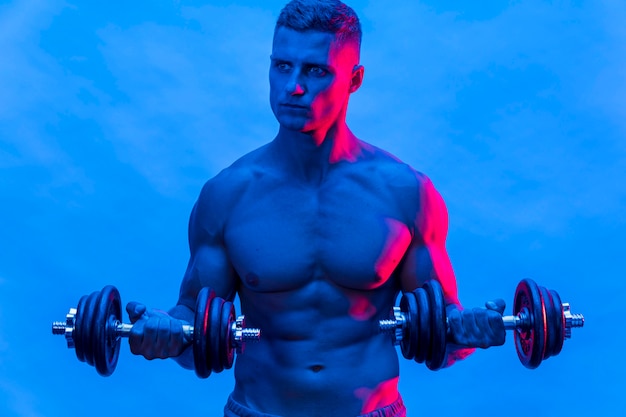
204,143,417,416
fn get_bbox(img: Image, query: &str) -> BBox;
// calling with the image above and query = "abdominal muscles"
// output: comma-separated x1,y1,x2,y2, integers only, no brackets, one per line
232,279,401,416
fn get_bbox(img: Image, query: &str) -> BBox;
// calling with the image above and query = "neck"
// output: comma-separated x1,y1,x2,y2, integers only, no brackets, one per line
271,123,362,185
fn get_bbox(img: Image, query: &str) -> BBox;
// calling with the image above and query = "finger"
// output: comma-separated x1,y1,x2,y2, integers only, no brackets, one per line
470,308,489,349
140,317,162,360
156,317,172,359
169,320,185,355
485,299,506,315
484,305,506,346
128,323,144,356
489,313,506,346
126,302,148,323
447,308,470,346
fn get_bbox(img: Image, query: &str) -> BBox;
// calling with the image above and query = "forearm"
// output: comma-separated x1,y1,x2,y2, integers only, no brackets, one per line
168,303,196,370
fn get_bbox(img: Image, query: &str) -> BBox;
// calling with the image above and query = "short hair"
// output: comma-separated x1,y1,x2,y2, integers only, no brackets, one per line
275,0,362,49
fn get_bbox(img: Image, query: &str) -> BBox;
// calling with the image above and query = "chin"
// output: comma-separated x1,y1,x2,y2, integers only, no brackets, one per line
277,116,310,132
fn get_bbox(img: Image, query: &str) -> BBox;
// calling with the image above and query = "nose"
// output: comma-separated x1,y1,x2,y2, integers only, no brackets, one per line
286,72,305,96
290,83,304,96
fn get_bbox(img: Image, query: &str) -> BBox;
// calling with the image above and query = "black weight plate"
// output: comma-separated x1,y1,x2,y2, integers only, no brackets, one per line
539,286,555,360
193,287,215,378
399,291,418,360
414,288,430,364
73,294,88,363
220,301,236,370
549,289,565,357
94,285,122,376
424,280,447,371
81,291,99,367
209,297,226,373
513,279,545,369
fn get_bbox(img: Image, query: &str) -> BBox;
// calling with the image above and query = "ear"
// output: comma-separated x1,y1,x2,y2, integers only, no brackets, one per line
349,65,364,93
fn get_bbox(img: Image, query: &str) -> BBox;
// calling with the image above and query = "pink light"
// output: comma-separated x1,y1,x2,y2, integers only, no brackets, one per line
374,218,412,282
354,377,400,414
347,294,377,321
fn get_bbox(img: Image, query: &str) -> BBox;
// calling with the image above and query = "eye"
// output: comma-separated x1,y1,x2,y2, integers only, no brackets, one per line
308,66,328,77
274,62,291,72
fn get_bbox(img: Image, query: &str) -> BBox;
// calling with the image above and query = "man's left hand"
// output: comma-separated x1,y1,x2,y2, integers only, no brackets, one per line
447,299,506,348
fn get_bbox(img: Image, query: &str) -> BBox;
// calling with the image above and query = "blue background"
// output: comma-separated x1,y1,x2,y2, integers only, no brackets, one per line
1,0,624,416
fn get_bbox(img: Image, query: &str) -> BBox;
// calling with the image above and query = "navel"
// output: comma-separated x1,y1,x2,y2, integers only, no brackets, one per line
309,364,324,373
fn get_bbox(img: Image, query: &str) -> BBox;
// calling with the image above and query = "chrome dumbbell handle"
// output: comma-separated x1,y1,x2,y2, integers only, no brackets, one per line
107,322,194,339
502,310,528,331
113,320,262,346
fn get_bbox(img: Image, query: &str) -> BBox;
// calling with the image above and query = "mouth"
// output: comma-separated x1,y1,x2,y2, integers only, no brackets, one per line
280,103,308,110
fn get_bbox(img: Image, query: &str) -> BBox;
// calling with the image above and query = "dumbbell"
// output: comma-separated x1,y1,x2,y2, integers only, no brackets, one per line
52,285,261,378
379,279,584,370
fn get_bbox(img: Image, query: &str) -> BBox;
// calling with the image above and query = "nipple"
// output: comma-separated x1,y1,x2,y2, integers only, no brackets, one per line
245,273,260,287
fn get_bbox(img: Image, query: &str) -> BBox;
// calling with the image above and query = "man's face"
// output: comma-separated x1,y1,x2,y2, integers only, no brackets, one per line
269,27,362,134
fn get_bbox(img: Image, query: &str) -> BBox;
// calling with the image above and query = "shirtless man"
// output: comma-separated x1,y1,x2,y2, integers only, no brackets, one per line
127,1,506,416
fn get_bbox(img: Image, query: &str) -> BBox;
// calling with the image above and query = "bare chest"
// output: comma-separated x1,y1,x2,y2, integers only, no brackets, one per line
224,175,413,292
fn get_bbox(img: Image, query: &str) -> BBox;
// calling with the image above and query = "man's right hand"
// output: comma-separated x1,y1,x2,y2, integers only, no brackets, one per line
126,302,191,360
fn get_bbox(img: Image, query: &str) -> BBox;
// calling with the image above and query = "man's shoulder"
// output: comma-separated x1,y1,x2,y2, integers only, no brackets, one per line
358,144,447,238
196,145,270,211
360,141,431,190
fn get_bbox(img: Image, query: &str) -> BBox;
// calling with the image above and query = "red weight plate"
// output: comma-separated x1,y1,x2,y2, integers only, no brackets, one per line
513,279,546,369
94,285,122,377
193,287,216,378
73,294,88,363
220,301,236,370
209,297,226,373
399,291,418,360
549,289,565,357
414,288,430,364
81,291,99,367
539,286,556,360
424,280,447,371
